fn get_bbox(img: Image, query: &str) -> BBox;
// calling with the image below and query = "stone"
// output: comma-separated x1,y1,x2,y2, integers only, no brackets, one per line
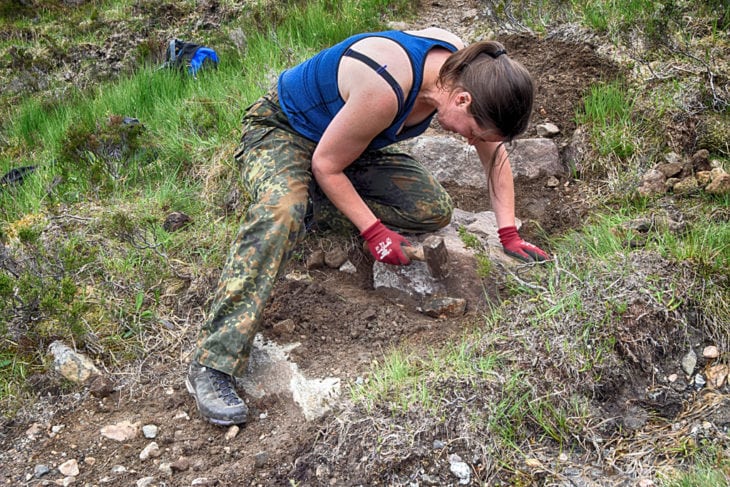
338,260,357,274
637,169,666,196
324,247,348,268
672,176,698,194
536,122,560,137
224,425,240,441
136,477,155,487
421,297,467,318
25,423,43,438
448,454,471,485
306,250,325,269
508,138,564,180
34,464,51,478
49,341,101,384
696,171,712,186
191,477,217,486
400,135,563,186
664,152,683,165
703,345,720,359
238,334,341,421
139,442,160,460
665,177,680,189
158,462,173,477
58,459,79,477
254,451,269,468
100,420,140,442
706,169,730,195
656,162,683,178
170,457,190,472
691,149,711,172
142,424,158,439
373,259,446,297
681,348,697,376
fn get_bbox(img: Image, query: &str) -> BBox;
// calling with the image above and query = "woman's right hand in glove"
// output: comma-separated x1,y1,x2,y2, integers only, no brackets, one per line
361,219,411,265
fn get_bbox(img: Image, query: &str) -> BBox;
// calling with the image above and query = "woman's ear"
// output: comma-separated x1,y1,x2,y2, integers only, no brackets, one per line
456,91,472,108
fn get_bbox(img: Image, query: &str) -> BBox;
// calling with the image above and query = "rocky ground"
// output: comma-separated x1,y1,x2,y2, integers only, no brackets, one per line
1,0,728,486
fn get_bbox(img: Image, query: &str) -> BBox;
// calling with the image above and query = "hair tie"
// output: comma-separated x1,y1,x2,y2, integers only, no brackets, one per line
488,49,507,59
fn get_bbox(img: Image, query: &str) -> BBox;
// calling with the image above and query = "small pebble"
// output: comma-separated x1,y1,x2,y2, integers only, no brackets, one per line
33,464,50,478
136,477,155,487
703,345,719,359
254,451,269,468
224,425,240,441
142,424,158,439
58,459,79,477
139,441,160,461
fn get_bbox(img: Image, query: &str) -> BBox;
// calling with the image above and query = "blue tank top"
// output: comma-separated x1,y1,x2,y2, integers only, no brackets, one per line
277,31,458,150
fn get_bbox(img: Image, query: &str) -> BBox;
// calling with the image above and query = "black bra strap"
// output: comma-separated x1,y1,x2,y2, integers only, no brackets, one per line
344,48,404,115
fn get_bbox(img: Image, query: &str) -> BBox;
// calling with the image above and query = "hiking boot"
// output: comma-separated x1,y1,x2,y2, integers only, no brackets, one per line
186,362,248,426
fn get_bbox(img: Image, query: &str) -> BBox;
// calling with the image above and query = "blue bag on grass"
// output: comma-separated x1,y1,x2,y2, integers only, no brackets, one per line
164,39,219,77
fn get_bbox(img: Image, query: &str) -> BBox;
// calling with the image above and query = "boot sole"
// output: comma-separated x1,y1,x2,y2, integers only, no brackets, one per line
185,377,246,427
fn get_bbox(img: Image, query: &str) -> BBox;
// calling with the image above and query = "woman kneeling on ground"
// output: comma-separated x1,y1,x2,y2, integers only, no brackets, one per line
186,27,549,426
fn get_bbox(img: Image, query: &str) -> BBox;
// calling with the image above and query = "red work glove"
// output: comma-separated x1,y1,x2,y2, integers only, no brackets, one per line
498,226,549,262
361,219,411,265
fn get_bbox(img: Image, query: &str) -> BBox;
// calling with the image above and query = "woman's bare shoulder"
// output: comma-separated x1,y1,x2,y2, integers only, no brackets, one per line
404,27,464,49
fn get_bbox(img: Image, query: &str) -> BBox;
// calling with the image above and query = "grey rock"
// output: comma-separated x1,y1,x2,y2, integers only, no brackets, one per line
682,348,697,376
142,424,158,439
338,260,357,274
34,464,50,478
254,451,269,468
399,135,563,187
536,122,560,137
449,454,471,485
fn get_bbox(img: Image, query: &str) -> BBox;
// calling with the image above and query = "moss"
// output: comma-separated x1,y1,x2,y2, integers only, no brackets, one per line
696,111,730,157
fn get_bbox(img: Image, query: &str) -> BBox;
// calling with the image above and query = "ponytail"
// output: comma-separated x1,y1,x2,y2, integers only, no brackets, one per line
438,41,533,141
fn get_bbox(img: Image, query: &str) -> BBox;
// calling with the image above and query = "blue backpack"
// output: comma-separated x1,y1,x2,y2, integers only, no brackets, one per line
164,39,219,77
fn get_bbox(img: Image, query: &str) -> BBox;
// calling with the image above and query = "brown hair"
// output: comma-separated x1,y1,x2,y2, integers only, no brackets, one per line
438,40,534,141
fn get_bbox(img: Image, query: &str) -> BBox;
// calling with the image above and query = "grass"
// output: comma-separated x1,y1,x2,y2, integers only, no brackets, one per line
575,79,638,162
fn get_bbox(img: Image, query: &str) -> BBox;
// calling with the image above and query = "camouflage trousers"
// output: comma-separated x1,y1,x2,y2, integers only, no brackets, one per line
194,90,453,376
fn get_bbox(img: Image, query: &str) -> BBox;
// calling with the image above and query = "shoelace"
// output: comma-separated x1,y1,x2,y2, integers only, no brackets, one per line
211,370,243,406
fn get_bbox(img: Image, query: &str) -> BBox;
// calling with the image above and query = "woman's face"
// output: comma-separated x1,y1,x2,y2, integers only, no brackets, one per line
437,91,504,146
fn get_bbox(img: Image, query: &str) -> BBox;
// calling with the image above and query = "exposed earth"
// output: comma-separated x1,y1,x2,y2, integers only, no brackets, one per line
2,1,728,486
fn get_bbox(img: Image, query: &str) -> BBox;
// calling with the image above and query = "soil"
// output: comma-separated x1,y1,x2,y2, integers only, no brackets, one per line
2,1,726,486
